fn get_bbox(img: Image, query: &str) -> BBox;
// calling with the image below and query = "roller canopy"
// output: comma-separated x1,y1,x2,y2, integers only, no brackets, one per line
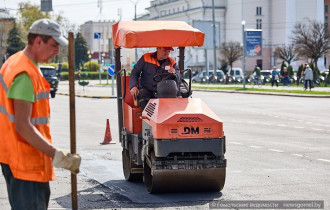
112,21,205,49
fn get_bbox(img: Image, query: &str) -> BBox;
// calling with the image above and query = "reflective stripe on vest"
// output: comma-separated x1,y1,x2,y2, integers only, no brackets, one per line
1,73,49,101
0,73,8,93
35,91,50,101
0,105,49,125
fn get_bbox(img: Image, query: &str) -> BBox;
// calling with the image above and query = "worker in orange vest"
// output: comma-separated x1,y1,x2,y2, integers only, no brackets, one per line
0,19,81,209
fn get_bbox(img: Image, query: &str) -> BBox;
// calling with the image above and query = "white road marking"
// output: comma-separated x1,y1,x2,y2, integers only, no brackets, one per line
297,120,303,122
306,122,312,124
229,142,243,145
248,121,257,124
312,128,323,131
264,168,306,172
250,146,262,149
294,126,304,129
229,170,243,173
232,120,242,123
317,159,330,163
289,118,295,121
269,149,284,153
291,154,303,157
277,124,286,127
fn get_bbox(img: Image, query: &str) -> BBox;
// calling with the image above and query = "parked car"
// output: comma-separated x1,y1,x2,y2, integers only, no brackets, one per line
227,68,243,83
40,65,59,98
260,70,272,83
192,70,225,83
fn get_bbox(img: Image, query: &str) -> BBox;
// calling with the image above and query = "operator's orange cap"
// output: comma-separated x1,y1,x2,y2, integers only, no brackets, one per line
163,47,174,51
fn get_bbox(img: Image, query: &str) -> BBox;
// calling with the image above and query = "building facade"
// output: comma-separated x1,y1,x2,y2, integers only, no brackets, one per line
139,0,325,72
80,20,134,67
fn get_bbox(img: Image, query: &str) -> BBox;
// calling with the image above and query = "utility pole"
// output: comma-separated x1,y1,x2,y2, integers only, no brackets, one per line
212,0,217,74
242,20,246,88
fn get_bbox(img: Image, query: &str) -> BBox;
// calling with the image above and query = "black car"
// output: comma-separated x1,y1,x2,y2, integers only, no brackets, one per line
40,65,59,98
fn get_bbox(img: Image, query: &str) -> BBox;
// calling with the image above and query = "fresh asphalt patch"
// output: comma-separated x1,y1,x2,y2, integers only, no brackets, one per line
80,151,223,204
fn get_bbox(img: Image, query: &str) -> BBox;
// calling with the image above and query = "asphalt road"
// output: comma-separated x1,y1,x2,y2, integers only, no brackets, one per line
0,91,329,209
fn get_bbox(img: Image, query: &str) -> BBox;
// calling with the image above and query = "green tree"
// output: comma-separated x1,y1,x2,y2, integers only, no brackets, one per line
287,65,294,77
6,22,25,57
83,61,100,71
280,61,287,76
18,2,50,32
297,64,303,78
75,32,89,69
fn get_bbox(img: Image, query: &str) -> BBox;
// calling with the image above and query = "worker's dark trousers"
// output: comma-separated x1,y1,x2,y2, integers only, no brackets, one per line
138,88,156,110
1,163,50,210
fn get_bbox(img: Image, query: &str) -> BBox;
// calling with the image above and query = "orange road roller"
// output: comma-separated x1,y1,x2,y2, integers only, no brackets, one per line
113,21,226,193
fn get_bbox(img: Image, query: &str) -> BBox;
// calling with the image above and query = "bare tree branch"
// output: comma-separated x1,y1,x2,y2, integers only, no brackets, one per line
219,41,243,70
291,19,330,69
274,44,296,65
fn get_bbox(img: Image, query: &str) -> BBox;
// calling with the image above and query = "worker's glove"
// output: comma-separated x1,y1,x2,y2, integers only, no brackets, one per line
52,149,81,174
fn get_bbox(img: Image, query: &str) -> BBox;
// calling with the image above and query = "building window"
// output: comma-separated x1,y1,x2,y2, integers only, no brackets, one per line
256,19,262,29
325,5,328,13
325,16,329,27
256,7,262,16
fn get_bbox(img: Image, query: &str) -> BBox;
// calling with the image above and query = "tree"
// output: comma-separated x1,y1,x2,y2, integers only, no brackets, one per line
219,41,243,71
83,61,100,71
280,61,287,76
287,65,294,77
6,22,25,57
274,44,296,66
18,2,50,32
291,19,330,70
75,32,89,69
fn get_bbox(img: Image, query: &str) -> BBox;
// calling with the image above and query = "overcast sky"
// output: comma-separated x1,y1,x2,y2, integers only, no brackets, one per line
2,0,151,26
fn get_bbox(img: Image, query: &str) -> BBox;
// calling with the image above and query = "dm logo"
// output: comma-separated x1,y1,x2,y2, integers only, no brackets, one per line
182,126,200,135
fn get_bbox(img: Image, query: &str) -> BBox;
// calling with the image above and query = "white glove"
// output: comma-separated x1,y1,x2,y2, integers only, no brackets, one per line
52,149,81,174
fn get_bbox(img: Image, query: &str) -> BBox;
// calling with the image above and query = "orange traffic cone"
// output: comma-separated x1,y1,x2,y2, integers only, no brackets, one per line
100,119,115,144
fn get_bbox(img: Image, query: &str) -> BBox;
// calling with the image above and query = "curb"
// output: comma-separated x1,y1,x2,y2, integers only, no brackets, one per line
57,92,116,99
192,89,330,98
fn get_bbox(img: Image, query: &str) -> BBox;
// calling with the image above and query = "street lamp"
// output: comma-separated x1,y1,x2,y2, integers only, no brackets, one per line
87,50,93,71
242,20,246,88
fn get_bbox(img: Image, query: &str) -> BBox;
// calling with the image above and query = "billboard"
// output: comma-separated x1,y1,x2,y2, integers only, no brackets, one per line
245,29,262,57
193,20,220,49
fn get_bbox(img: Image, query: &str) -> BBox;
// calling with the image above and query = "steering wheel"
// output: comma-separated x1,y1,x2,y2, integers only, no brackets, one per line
153,72,177,82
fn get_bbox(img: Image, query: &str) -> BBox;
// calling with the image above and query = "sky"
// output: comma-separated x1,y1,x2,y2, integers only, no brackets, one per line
2,0,152,26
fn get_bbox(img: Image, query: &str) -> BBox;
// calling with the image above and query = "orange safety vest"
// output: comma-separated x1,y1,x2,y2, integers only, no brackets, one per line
0,51,55,182
143,52,176,68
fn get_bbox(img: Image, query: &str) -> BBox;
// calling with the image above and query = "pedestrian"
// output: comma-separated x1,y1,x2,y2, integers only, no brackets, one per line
0,19,81,209
271,66,279,87
303,64,314,91
130,47,181,109
253,65,261,84
282,67,290,86
301,63,307,85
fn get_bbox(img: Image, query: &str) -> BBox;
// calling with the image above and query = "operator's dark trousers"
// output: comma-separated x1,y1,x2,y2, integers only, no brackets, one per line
1,163,50,210
138,88,156,109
